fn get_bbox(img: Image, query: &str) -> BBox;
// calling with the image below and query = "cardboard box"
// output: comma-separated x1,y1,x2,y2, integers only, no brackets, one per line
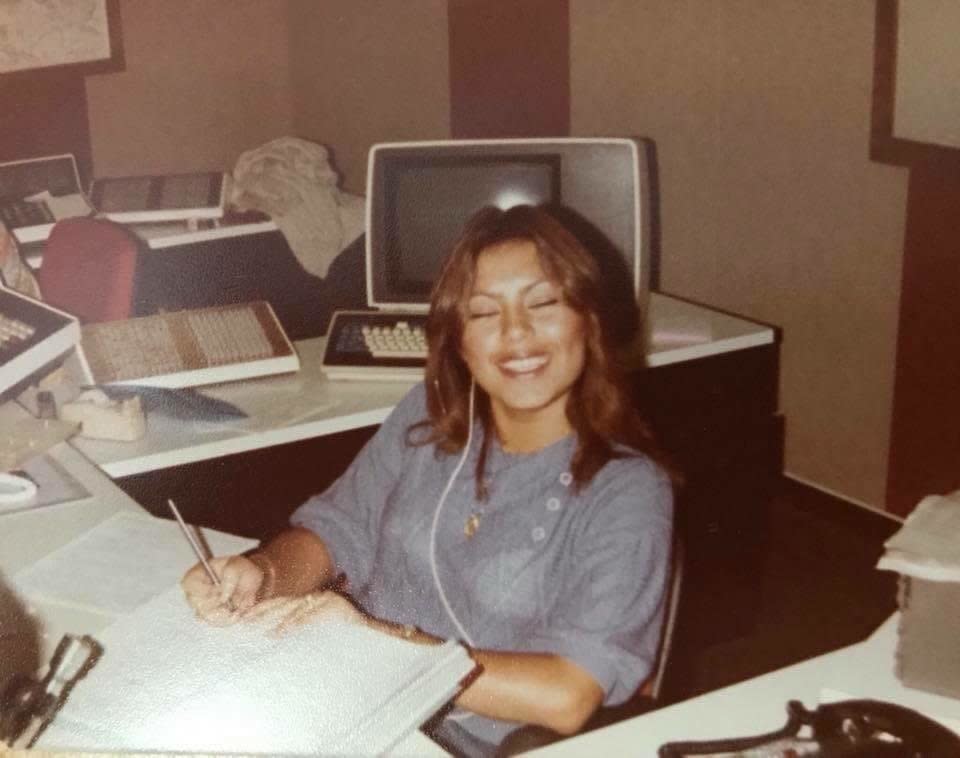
895,576,960,698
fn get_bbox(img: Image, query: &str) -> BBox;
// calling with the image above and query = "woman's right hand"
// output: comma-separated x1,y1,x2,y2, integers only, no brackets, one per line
181,554,267,626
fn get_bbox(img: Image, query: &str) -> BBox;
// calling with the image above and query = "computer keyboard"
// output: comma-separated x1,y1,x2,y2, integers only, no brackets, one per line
0,287,80,398
78,301,300,389
0,198,54,230
322,310,426,381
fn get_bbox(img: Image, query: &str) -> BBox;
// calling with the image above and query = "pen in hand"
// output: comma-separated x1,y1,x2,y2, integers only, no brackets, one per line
168,498,235,611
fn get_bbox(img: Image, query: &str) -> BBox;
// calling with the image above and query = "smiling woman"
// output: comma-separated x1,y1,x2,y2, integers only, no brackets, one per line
180,205,674,757
424,205,664,496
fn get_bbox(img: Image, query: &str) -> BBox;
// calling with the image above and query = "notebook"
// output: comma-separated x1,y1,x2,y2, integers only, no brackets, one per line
16,511,475,755
39,586,474,755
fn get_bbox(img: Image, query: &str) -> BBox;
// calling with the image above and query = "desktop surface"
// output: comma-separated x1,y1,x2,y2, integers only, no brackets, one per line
530,615,960,755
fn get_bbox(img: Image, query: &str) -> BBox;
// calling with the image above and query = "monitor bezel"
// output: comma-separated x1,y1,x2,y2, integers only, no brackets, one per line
365,137,646,315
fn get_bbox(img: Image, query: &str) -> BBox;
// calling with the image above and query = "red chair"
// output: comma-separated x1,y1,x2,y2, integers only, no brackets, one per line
36,218,138,323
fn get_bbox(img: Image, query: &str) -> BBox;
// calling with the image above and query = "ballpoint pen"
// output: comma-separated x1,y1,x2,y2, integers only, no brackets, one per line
167,498,222,590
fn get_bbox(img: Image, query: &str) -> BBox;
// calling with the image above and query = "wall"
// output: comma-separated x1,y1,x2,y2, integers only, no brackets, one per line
570,0,908,507
287,0,450,194
72,0,915,508
84,0,295,176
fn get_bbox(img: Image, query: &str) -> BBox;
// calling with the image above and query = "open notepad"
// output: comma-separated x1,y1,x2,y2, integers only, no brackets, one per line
39,586,474,754
14,511,474,755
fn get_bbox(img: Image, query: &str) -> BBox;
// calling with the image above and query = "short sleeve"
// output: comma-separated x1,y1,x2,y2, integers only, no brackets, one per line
290,383,429,590
526,459,673,705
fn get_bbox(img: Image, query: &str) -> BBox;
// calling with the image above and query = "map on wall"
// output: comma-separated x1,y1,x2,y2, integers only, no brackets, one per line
0,0,114,74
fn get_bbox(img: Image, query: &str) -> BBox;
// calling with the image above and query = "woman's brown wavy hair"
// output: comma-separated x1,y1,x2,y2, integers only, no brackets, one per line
415,204,664,498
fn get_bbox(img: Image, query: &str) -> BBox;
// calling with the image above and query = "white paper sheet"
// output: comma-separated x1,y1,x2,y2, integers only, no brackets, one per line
878,494,960,581
12,510,256,615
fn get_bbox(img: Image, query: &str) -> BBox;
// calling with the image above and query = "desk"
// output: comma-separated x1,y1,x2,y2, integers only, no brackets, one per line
0,425,447,756
530,615,960,755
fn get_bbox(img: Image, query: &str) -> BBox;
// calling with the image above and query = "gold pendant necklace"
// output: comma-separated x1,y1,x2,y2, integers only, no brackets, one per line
464,512,481,538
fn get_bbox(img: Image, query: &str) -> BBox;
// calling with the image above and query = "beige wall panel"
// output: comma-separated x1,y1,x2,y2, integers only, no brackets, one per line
571,0,908,507
85,0,294,177
288,0,451,194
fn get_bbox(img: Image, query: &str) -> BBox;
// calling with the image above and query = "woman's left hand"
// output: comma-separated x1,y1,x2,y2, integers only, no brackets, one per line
242,590,365,636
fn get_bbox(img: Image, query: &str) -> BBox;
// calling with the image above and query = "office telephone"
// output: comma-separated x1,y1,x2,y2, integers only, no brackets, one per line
658,699,960,757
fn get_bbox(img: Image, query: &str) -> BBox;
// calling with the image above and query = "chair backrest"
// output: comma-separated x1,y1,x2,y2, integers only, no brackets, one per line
644,534,684,702
36,218,138,323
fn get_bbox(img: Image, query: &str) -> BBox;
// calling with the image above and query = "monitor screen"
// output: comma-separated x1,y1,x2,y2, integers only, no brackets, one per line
385,154,559,299
366,138,650,320
0,154,81,201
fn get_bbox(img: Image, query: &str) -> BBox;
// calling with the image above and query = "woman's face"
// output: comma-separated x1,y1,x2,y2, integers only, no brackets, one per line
460,239,586,438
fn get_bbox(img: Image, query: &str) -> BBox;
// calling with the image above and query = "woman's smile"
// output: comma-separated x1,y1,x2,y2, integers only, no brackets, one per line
497,352,549,376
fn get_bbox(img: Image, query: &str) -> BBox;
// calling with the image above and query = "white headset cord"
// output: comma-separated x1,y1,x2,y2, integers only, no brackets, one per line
428,380,476,650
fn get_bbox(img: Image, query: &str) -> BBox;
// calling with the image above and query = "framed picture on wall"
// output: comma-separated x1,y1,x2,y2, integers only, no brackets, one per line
0,0,124,77
872,0,960,166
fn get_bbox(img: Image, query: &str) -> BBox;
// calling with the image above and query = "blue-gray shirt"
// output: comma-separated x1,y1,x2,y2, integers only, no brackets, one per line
291,383,673,746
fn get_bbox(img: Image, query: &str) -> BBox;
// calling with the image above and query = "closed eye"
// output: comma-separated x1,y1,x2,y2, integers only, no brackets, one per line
529,298,559,309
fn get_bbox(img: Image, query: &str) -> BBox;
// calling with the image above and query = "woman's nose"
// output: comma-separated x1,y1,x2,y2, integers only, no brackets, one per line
501,305,532,339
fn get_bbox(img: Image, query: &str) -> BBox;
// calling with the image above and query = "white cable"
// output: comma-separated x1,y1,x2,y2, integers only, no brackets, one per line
429,380,476,649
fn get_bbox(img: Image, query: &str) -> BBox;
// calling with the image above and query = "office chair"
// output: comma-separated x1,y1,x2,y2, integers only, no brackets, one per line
36,218,138,323
638,534,684,703
497,536,685,757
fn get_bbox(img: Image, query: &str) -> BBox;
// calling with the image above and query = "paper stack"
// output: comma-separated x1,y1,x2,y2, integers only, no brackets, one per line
877,493,960,581
877,493,960,700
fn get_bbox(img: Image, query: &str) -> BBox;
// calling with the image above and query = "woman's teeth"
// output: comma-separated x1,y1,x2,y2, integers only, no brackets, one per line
501,355,548,373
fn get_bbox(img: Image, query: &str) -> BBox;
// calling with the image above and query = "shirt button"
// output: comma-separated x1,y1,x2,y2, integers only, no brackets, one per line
531,526,546,542
546,497,561,511
559,472,573,487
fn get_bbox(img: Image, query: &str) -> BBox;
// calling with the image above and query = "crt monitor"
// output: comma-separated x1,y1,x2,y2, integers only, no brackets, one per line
365,138,651,321
0,287,80,403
